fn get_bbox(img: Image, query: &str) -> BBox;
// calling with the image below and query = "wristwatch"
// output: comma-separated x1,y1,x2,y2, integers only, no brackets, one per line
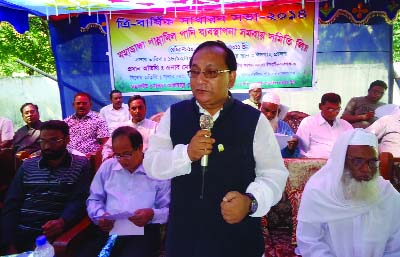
245,193,258,215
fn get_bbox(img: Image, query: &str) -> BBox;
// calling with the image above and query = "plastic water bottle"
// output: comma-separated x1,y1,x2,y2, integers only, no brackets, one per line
33,235,55,257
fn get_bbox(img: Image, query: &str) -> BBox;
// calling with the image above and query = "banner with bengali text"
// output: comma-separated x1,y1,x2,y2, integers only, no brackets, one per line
108,3,317,94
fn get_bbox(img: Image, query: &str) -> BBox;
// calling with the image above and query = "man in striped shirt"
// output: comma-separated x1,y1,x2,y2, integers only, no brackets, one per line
1,120,91,254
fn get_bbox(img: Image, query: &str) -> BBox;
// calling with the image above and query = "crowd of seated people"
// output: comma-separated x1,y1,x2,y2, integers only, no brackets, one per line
0,42,400,257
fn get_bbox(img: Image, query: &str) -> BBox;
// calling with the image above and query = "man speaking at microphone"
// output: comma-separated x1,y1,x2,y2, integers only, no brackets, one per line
143,40,288,257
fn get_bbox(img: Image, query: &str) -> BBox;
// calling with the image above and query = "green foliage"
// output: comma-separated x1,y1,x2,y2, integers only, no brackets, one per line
0,17,56,77
394,15,400,62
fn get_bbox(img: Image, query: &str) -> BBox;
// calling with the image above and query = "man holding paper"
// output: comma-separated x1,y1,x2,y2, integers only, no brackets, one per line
82,126,170,257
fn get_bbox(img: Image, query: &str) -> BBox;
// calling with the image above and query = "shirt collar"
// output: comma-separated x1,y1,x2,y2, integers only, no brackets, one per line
317,112,339,126
72,111,95,120
111,160,146,175
130,118,146,127
195,92,233,121
27,120,42,130
39,151,72,169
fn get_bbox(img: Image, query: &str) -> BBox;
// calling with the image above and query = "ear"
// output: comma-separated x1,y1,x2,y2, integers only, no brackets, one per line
228,71,237,89
138,144,143,153
65,136,70,145
319,103,322,110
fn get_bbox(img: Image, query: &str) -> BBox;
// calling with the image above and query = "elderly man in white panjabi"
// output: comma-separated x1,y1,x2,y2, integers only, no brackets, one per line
296,129,400,257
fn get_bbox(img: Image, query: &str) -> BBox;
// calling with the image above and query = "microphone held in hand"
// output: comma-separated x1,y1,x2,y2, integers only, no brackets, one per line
199,114,214,167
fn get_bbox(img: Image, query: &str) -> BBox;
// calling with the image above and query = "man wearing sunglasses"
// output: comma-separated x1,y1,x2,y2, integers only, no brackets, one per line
2,120,91,254
296,92,353,158
296,129,400,257
144,40,288,257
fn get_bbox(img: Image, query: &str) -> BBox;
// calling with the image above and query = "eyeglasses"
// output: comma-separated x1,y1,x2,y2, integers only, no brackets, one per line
347,157,380,169
187,69,230,79
38,138,64,145
326,107,342,113
114,152,134,160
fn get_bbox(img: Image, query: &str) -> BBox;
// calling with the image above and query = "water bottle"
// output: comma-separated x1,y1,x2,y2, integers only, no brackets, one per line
33,235,55,257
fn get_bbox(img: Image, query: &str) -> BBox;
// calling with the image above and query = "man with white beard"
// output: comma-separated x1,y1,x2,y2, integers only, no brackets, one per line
296,129,400,257
260,92,300,158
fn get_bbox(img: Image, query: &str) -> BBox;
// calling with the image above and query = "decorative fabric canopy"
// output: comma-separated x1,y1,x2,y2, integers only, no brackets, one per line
1,0,400,34
319,0,400,24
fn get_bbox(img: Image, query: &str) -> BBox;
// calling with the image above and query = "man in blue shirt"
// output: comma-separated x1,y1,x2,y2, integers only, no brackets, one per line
80,126,170,257
260,92,301,158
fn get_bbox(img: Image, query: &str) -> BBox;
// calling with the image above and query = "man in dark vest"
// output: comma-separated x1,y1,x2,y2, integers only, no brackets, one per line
144,40,288,257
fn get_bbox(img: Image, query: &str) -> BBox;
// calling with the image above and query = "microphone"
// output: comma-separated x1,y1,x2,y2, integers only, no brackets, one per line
199,114,214,167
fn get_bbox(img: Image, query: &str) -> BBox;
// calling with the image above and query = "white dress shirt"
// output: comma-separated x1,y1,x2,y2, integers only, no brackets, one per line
296,112,353,158
102,118,157,160
87,160,170,224
0,117,14,144
143,106,288,217
99,103,130,134
366,112,400,157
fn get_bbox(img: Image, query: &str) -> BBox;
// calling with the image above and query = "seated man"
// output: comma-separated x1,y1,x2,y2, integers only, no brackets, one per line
1,120,91,254
81,126,170,257
296,93,353,158
100,89,130,134
296,129,400,257
341,80,387,128
0,116,14,149
102,95,157,161
366,105,400,156
260,92,300,158
13,103,42,156
242,82,262,109
64,92,110,156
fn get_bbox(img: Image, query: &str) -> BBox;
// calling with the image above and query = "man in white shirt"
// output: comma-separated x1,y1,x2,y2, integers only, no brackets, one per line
296,129,400,257
0,116,14,148
102,95,157,160
100,90,130,134
143,40,288,257
242,82,262,109
366,106,400,156
296,93,353,158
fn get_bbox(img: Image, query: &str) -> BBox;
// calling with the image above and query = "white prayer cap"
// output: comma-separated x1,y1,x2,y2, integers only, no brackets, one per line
249,82,262,91
348,128,378,148
262,92,280,105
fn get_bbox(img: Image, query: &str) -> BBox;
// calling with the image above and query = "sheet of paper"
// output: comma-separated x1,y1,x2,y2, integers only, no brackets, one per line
109,218,144,236
93,211,132,220
275,133,292,150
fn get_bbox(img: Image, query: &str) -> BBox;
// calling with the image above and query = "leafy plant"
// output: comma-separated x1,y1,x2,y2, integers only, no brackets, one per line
394,15,400,62
0,17,56,77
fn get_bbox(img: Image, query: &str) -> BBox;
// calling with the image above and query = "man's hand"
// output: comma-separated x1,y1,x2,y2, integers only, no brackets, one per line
361,111,375,121
128,208,154,227
42,218,65,239
97,213,115,232
220,191,251,224
187,130,215,162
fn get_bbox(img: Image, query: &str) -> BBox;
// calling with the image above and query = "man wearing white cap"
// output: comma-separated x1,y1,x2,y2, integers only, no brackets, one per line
242,83,262,109
260,92,291,134
296,129,400,257
260,92,299,158
366,106,400,157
